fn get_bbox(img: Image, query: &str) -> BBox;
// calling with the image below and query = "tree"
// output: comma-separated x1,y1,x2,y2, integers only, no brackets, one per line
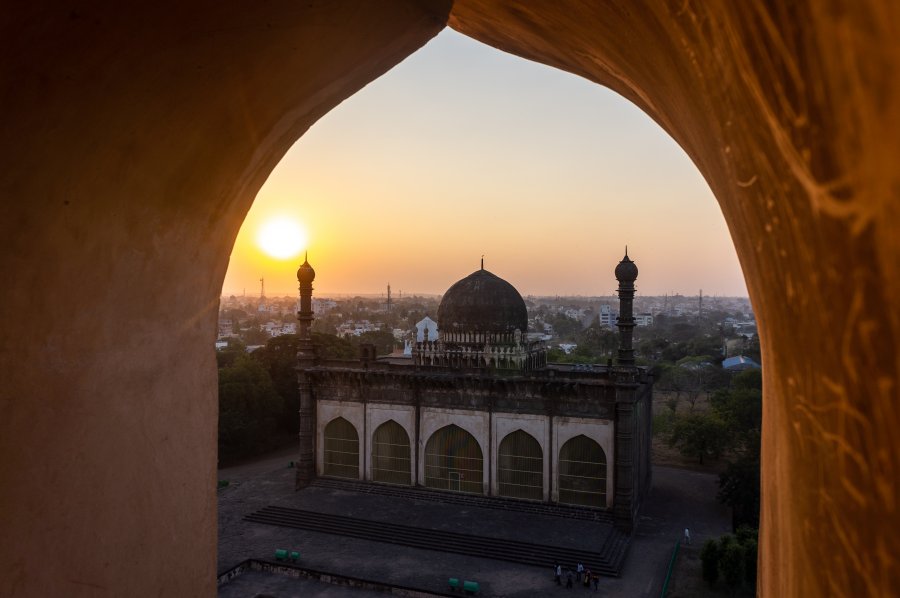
714,368,762,529
355,330,396,355
742,536,758,591
718,437,761,529
252,334,302,435
311,332,356,360
546,313,583,339
241,324,270,346
216,338,247,368
669,413,729,464
701,530,758,593
701,538,720,584
733,368,762,391
720,538,746,591
658,366,693,400
218,354,284,462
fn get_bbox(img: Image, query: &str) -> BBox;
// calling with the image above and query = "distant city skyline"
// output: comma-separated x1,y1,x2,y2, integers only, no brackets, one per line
223,29,749,298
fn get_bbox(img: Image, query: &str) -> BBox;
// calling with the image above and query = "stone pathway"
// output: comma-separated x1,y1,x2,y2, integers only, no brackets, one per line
218,458,730,597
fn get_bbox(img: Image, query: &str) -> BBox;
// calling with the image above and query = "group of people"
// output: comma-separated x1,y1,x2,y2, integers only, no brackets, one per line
553,562,599,590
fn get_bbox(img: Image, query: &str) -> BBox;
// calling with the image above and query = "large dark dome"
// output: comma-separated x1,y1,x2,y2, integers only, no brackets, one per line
438,269,528,333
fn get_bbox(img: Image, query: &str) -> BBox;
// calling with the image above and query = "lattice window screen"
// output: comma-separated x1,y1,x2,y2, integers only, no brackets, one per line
424,424,484,494
323,417,359,479
372,420,411,485
558,434,607,507
498,430,544,500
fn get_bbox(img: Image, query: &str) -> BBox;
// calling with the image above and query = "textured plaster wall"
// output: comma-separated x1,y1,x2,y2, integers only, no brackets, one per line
1,1,897,596
0,2,450,596
448,2,900,595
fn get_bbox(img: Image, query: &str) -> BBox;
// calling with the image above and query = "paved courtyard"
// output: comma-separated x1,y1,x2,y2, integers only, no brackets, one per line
217,450,729,597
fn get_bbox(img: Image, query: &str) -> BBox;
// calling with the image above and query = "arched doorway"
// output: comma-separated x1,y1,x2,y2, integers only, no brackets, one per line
323,417,359,479
497,430,543,500
371,420,411,485
424,424,484,494
558,435,607,508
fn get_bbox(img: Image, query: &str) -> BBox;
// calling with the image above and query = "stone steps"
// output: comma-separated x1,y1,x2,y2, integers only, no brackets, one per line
244,505,630,577
311,478,617,523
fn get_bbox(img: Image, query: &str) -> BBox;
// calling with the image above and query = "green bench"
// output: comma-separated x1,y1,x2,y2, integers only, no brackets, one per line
448,578,479,594
274,549,301,562
275,549,301,562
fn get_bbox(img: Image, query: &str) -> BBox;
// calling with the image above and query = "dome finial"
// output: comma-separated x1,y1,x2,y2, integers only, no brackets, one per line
481,255,484,270
625,245,628,258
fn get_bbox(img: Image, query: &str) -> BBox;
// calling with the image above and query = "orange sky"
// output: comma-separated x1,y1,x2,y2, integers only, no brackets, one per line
222,30,748,299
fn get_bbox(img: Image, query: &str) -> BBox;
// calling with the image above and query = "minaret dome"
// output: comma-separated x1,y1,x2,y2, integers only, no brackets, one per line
297,252,316,285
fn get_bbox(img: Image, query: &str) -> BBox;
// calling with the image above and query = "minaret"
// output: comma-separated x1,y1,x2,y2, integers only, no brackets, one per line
295,252,316,489
615,248,639,366
698,289,703,321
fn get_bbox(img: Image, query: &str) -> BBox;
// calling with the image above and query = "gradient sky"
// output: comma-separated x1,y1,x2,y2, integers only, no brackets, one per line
223,29,748,299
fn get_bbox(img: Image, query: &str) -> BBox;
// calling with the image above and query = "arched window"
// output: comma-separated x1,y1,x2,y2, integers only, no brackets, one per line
558,435,607,507
424,424,483,494
498,430,543,500
371,420,411,485
323,417,359,479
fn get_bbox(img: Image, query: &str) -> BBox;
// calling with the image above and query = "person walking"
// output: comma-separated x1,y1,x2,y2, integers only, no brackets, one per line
554,563,562,586
576,562,584,583
566,570,574,589
592,574,599,591
684,527,692,545
583,569,591,588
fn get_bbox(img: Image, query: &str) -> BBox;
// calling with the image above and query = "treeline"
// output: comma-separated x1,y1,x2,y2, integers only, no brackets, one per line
701,527,759,595
216,331,393,464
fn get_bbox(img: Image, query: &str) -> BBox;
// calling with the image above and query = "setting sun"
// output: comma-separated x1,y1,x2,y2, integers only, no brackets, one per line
257,217,307,260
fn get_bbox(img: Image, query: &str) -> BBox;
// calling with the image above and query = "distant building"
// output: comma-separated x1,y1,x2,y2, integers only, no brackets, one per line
599,304,618,327
722,355,761,371
635,313,653,327
312,298,338,315
414,316,438,342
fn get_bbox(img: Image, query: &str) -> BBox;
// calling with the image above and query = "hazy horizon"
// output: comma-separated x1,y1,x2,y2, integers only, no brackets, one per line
222,290,749,301
223,29,748,299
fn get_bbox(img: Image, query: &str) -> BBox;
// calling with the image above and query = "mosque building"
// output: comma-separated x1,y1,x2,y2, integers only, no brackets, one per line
294,254,652,531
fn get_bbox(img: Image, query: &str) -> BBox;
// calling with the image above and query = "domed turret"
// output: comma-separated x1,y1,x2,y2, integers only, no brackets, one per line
615,249,638,283
297,252,315,285
437,268,527,333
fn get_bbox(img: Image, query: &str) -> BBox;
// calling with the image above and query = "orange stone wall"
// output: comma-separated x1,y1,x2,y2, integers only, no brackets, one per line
1,1,897,596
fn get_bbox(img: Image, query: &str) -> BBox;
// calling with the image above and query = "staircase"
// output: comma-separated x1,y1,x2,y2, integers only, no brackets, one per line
244,505,631,576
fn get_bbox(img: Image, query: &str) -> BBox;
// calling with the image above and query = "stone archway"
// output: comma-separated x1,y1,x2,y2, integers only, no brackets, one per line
1,2,897,596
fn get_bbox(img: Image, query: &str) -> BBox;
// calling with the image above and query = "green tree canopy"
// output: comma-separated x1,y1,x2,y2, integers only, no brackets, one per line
218,353,284,462
668,413,729,464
